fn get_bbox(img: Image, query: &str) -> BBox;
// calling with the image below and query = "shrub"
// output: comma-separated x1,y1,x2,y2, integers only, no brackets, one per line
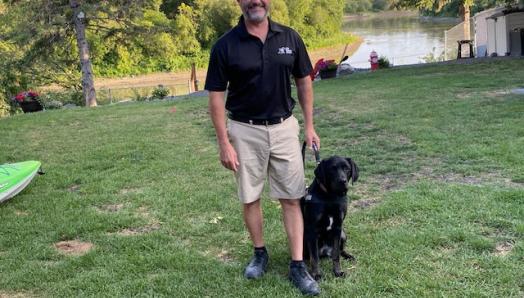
131,88,149,101
378,56,391,68
40,90,84,107
0,97,12,118
44,100,64,110
152,85,170,99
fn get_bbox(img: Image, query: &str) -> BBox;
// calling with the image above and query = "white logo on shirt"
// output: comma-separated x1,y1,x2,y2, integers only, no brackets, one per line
277,47,293,55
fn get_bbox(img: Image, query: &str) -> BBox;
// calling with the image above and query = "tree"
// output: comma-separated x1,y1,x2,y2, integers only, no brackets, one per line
160,0,195,18
0,0,174,107
70,0,96,107
173,3,200,57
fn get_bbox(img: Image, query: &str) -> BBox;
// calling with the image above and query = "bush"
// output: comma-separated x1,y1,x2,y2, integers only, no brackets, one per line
131,88,149,101
378,56,391,68
40,90,84,107
151,85,170,99
43,100,64,110
0,97,12,118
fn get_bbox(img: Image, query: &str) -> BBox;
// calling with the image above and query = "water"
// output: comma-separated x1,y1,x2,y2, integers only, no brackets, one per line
343,15,459,68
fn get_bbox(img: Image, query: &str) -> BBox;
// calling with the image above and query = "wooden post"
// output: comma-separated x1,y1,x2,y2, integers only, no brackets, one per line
191,63,198,92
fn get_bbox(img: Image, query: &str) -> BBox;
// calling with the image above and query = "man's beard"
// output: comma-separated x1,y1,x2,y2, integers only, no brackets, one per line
243,2,269,23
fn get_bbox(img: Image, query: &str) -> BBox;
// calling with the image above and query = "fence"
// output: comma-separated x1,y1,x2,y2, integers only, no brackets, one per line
444,19,475,60
96,80,202,105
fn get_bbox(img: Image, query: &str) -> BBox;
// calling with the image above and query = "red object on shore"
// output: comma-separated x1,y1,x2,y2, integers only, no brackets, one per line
310,59,325,80
369,50,379,71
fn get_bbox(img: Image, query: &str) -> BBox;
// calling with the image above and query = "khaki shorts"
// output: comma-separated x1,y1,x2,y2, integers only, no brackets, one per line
227,115,305,204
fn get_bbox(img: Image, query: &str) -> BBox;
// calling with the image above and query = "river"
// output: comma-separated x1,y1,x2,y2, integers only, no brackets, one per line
343,13,460,68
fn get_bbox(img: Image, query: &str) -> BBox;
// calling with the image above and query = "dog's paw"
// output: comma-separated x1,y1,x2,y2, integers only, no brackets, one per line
333,270,345,278
312,272,322,281
341,251,355,261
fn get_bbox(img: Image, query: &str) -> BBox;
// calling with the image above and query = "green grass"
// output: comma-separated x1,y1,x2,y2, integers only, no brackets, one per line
1,59,523,297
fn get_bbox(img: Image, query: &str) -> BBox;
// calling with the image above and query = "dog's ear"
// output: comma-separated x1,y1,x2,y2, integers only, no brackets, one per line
346,158,359,184
314,160,327,185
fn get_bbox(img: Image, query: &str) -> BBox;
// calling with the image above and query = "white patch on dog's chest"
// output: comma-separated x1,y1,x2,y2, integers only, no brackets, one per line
326,216,333,231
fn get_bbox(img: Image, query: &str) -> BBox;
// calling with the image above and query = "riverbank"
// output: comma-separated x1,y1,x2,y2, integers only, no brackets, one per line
343,10,419,21
93,36,364,91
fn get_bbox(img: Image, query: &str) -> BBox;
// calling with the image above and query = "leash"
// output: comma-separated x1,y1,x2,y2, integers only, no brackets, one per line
301,141,321,167
302,141,322,198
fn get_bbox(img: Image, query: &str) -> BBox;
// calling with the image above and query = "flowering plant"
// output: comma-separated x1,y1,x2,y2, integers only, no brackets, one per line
13,91,39,103
318,59,338,71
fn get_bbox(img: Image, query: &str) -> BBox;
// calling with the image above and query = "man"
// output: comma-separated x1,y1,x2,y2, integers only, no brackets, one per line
205,0,320,295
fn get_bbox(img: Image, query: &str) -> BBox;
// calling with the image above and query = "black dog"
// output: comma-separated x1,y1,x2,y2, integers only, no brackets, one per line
301,156,359,280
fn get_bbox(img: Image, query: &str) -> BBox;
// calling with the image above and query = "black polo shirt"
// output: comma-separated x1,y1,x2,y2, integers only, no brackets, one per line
205,16,312,120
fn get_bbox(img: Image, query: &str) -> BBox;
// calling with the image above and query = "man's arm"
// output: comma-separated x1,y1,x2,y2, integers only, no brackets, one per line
208,91,239,172
295,76,320,149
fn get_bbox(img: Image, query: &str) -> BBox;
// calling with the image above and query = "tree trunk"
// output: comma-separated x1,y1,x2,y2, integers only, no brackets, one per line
70,0,97,107
462,3,471,41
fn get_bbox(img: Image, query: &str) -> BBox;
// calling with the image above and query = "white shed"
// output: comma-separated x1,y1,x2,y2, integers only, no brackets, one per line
474,7,505,57
485,10,524,56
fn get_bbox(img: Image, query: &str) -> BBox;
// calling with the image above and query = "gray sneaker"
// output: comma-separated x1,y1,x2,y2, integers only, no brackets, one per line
244,250,268,279
289,261,320,296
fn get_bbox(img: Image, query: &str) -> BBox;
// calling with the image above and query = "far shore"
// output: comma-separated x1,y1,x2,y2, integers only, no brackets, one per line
80,38,365,91
49,20,369,91
344,10,419,21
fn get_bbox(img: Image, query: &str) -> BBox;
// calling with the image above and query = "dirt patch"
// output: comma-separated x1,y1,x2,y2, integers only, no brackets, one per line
217,249,235,263
54,240,94,256
67,184,81,193
96,204,124,213
0,291,34,298
107,206,162,236
14,210,29,216
119,187,144,195
456,92,473,100
494,241,514,257
208,216,224,224
136,206,152,219
483,90,511,98
431,172,524,188
351,198,380,209
115,223,161,236
200,248,236,263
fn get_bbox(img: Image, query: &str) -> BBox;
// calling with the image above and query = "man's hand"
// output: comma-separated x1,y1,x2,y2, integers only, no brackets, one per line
219,140,240,172
305,128,320,151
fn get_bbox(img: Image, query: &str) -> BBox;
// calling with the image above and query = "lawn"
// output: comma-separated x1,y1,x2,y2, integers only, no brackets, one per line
1,59,523,297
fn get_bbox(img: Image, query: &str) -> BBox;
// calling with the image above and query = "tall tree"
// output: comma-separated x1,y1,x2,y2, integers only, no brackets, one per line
70,0,96,107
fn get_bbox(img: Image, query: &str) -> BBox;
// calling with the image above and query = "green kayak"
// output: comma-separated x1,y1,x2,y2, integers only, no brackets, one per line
0,161,42,203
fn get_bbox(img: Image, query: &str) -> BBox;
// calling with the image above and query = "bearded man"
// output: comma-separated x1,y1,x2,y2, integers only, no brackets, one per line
205,0,320,295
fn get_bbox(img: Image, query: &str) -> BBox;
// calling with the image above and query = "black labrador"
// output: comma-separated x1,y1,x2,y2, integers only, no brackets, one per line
301,156,359,280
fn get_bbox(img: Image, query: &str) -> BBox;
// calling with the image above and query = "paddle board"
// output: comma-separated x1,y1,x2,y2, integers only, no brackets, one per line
0,160,42,203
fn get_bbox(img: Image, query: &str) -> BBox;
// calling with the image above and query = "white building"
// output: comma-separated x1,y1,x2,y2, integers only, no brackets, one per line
473,7,505,57
474,8,524,57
